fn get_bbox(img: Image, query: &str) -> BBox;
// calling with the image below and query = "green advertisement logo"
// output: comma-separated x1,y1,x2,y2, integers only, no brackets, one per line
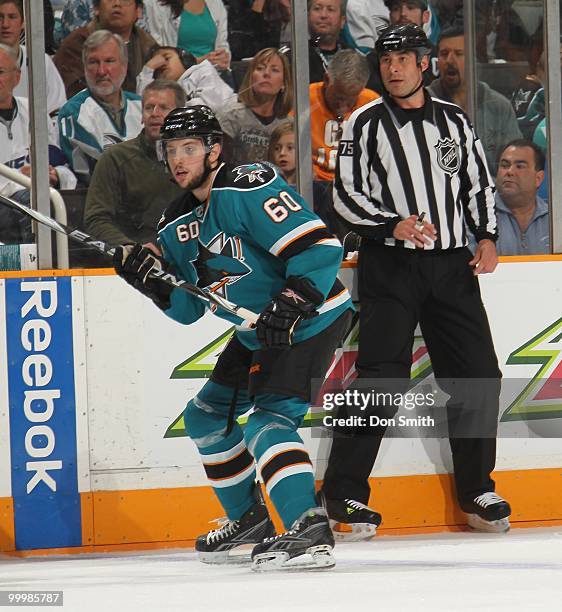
164,317,562,436
501,317,562,422
163,322,433,439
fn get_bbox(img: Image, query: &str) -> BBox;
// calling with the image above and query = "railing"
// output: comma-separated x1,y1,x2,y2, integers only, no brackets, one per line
0,163,69,269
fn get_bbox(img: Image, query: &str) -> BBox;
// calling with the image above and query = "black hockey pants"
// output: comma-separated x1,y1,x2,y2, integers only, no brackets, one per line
322,243,502,508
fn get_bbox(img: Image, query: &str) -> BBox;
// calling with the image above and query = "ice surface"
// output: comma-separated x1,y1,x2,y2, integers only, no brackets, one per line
1,527,561,612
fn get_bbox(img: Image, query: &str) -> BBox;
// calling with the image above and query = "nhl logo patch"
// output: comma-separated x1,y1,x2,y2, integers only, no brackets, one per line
435,138,460,176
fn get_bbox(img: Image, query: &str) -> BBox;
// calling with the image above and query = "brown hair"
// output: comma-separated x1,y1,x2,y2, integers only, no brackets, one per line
238,48,293,118
142,78,187,108
0,0,23,17
267,119,294,162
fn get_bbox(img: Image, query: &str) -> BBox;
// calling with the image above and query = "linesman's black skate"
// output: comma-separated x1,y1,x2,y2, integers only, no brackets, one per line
196,488,275,564
251,507,335,572
462,492,511,533
324,496,382,542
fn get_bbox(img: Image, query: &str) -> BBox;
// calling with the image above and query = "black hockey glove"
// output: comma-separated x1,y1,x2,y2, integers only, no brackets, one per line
113,244,173,310
256,276,324,350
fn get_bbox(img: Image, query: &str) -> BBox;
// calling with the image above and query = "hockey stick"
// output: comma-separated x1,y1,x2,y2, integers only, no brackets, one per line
0,193,259,325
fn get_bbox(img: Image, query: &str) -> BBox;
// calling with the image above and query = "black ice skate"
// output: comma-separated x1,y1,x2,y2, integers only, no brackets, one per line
462,492,511,533
196,490,275,564
324,496,382,542
251,507,335,572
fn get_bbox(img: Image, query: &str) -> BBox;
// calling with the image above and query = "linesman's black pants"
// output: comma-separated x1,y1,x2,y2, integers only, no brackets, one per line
322,244,502,509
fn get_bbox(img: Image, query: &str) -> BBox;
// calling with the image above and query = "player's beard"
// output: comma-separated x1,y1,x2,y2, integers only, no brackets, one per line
183,155,214,191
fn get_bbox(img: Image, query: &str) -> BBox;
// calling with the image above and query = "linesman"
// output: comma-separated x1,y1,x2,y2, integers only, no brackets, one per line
321,24,511,536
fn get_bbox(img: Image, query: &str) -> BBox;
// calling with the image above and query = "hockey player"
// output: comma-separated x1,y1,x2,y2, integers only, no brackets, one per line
113,105,354,570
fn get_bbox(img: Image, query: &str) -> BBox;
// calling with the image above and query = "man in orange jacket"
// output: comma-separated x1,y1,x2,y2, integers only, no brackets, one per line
309,49,379,181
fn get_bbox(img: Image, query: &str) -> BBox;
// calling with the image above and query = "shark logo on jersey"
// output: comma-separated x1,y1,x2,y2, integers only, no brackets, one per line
435,138,460,176
233,163,271,184
195,232,252,298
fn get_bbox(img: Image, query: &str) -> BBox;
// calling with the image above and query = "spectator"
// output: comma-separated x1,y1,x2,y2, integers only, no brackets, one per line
307,0,348,83
432,0,462,31
310,49,378,182
7,0,57,54
143,0,230,71
367,0,436,91
526,105,549,205
309,49,378,232
258,0,292,48
44,0,57,54
493,0,531,63
511,49,545,133
475,1,497,63
84,79,185,248
61,0,94,40
494,139,549,255
54,0,157,98
428,25,522,173
431,1,495,57
267,118,295,185
425,2,440,45
57,30,143,184
217,47,292,166
387,0,429,27
0,0,66,114
60,0,150,41
519,43,562,147
341,0,389,53
137,45,234,113
533,113,547,152
227,0,292,61
0,45,76,244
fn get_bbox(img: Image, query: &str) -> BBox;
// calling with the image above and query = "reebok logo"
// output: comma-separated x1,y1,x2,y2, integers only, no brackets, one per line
281,289,305,304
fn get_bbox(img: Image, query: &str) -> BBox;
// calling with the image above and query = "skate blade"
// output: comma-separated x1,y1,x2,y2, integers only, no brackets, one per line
251,545,335,572
198,548,253,565
330,519,377,542
466,513,510,533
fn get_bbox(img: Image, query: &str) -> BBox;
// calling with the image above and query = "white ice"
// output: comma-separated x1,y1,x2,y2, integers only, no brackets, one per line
2,527,561,612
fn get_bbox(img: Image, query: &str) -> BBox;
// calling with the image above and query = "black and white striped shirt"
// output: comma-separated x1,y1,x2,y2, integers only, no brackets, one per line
334,91,497,250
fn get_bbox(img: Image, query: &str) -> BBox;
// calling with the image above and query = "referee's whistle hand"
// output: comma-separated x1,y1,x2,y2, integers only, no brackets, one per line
469,239,498,275
393,215,437,248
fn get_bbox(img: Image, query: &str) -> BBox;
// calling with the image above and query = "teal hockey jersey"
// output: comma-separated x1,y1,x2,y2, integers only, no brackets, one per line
157,162,354,349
